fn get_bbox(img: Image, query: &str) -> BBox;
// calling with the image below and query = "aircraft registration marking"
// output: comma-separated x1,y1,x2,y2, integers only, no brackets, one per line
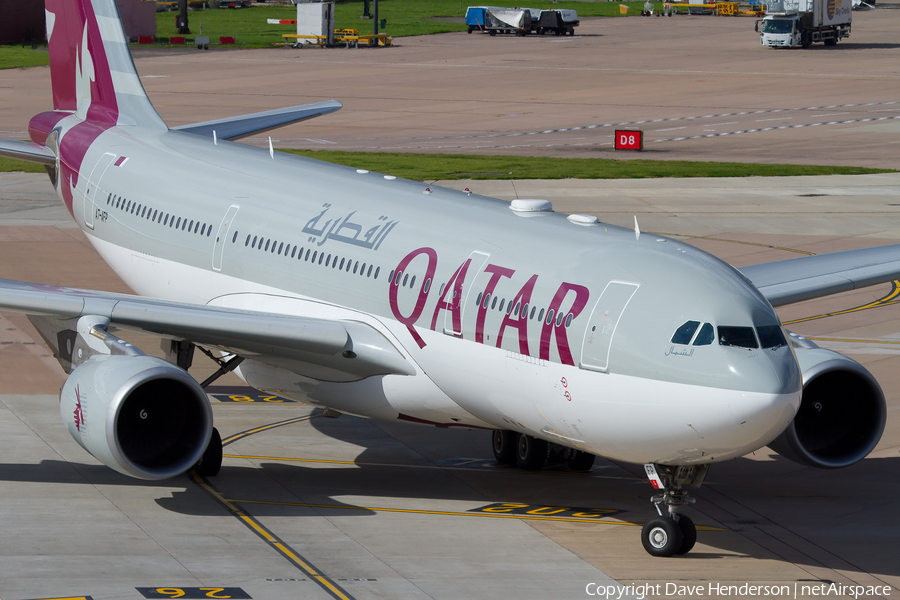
136,589,251,599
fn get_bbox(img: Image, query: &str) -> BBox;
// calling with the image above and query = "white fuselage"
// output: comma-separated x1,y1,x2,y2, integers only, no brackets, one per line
61,118,801,468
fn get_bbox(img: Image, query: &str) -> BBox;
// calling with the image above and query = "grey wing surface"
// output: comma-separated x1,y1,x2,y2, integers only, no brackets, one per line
171,100,343,141
0,138,57,165
739,244,900,307
0,279,412,381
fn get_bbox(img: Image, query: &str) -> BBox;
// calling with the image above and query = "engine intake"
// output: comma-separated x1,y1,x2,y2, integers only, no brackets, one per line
768,345,886,468
60,355,212,480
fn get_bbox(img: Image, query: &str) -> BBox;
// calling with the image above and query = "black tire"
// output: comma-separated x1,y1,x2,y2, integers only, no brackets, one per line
516,434,548,470
492,430,518,465
824,37,837,46
676,514,697,555
467,26,474,34
489,30,497,36
195,427,222,476
641,516,683,557
801,32,812,48
566,450,596,471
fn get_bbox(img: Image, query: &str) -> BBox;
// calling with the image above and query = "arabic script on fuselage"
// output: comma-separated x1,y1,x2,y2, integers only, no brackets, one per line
303,203,397,250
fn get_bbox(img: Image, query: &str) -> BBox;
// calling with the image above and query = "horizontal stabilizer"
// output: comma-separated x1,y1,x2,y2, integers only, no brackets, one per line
740,244,900,306
171,100,343,141
0,138,57,166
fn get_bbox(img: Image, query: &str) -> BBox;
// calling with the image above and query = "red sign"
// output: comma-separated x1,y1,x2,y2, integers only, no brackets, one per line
615,129,643,151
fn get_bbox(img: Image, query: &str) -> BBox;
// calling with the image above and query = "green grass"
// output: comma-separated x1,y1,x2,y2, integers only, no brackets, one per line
0,157,47,174
276,150,894,180
154,1,671,47
2,149,891,179
2,0,670,67
0,45,49,70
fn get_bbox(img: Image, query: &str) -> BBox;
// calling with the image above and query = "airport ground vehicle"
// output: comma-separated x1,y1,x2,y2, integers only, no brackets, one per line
756,0,851,47
465,6,578,36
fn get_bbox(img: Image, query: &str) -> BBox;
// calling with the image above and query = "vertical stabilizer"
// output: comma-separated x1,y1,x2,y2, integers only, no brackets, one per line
44,0,167,129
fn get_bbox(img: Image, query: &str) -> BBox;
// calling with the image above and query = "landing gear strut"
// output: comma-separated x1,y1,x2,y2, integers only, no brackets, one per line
640,463,707,557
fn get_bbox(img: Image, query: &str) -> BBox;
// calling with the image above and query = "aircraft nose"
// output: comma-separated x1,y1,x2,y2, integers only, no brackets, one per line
727,347,802,445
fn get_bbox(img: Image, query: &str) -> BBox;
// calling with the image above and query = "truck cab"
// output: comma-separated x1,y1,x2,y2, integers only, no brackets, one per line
757,15,802,47
756,0,850,48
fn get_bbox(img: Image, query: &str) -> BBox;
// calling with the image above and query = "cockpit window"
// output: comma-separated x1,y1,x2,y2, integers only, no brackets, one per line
757,325,787,349
671,321,700,344
718,326,759,349
693,323,714,346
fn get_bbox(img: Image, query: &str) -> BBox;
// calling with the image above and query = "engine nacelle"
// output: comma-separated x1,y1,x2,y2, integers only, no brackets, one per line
768,344,886,468
60,355,213,480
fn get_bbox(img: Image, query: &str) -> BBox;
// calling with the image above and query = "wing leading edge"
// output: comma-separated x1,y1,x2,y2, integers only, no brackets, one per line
171,100,343,141
0,279,413,382
739,244,900,306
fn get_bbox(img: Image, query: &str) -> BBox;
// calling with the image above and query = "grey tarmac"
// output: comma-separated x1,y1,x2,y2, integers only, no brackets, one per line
1,5,900,600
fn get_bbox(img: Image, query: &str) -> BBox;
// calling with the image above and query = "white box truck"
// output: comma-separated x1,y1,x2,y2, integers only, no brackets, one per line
756,0,851,48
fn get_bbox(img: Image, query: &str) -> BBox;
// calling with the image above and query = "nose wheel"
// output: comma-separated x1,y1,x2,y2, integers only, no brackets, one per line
640,463,707,557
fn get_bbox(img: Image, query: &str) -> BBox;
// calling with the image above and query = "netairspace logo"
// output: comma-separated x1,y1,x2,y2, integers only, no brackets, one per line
585,582,893,599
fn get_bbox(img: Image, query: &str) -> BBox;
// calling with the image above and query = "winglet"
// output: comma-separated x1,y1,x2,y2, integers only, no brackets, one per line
634,215,641,241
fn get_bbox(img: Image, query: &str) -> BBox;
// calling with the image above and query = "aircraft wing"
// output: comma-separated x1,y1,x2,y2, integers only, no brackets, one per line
170,100,343,141
0,278,413,381
738,244,900,306
0,138,57,165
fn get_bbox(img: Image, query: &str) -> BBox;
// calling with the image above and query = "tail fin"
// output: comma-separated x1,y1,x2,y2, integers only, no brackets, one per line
44,0,166,129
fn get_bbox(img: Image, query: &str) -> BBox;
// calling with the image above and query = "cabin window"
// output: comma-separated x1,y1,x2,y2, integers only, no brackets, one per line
546,309,555,325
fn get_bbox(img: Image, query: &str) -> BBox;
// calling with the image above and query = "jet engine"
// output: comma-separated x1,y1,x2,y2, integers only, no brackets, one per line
768,342,886,469
60,354,212,480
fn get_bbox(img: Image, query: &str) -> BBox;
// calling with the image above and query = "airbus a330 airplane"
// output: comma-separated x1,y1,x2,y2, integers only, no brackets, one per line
0,0,894,558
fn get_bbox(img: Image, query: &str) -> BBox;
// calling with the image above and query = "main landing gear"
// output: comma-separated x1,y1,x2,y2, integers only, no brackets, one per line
641,463,708,557
492,430,596,472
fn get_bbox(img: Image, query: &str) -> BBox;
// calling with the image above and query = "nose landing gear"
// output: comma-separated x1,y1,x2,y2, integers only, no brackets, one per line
641,463,708,557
